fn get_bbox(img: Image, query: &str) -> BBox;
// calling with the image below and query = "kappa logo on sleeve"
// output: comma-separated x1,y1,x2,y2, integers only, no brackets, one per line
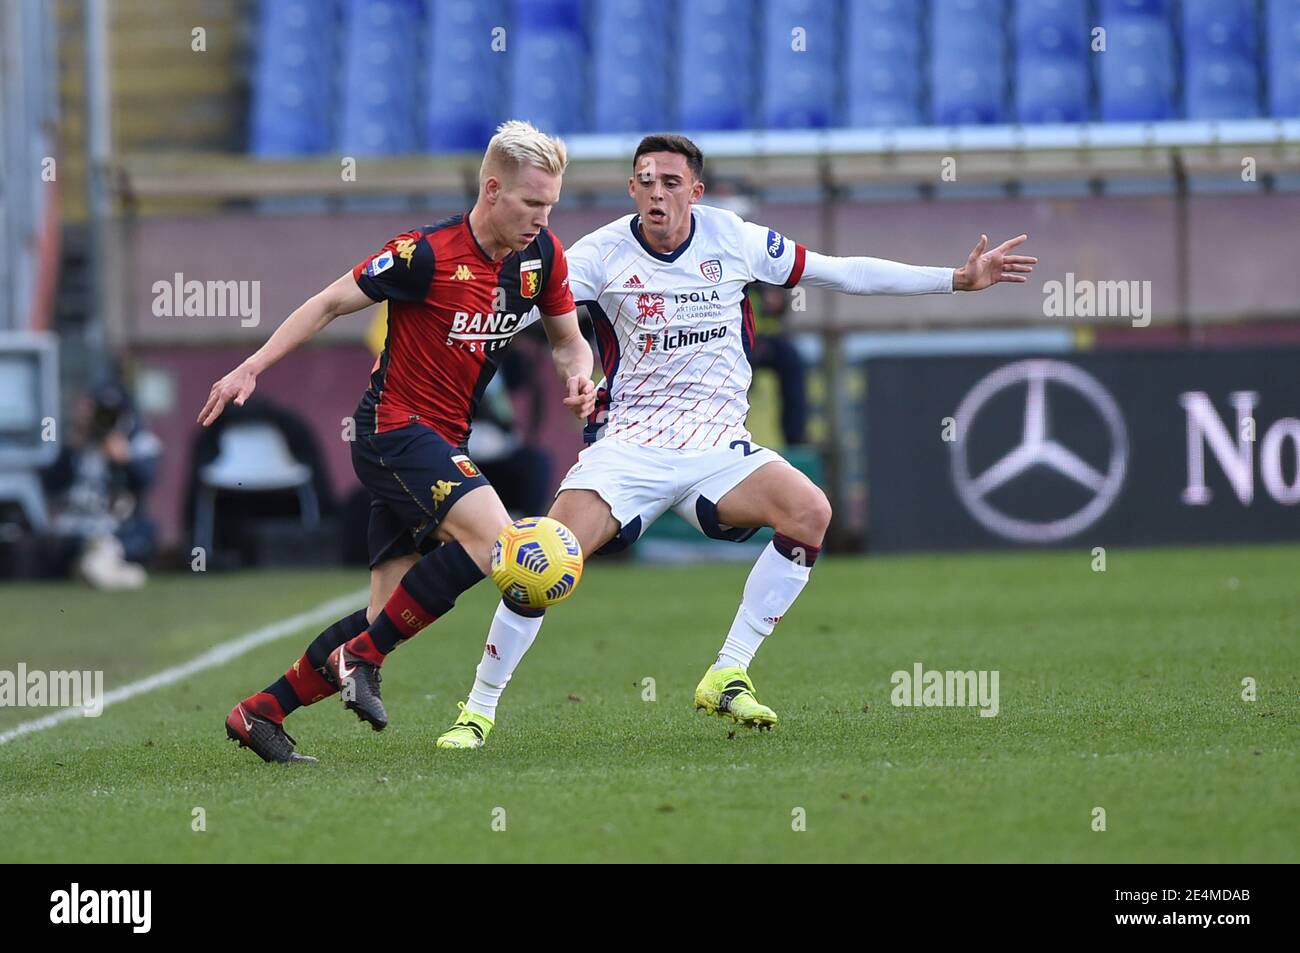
394,238,418,267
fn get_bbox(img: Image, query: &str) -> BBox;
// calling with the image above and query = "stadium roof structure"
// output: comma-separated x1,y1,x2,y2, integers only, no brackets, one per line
114,119,1300,203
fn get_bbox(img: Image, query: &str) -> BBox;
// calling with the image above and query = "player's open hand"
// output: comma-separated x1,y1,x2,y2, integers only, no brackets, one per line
198,365,257,427
953,234,1037,291
563,375,596,419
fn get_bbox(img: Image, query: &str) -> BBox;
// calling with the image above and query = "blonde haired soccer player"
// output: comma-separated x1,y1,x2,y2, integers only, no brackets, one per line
203,121,594,762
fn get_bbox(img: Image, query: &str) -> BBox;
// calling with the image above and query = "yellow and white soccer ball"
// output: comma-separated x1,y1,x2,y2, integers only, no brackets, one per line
490,517,584,609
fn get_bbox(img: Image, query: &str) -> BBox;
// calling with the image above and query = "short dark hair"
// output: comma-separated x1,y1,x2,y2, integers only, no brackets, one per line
633,134,705,182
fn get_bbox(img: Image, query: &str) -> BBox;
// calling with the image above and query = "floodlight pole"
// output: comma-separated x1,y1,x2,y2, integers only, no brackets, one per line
85,0,113,360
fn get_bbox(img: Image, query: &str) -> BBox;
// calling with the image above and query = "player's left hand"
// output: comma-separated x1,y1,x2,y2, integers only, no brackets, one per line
563,375,596,419
953,233,1037,291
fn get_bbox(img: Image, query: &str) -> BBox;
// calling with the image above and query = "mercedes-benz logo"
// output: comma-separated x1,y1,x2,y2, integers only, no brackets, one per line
949,359,1128,543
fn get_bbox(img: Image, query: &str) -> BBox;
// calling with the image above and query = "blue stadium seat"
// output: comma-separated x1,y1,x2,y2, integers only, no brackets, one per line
845,0,923,125
1266,0,1300,116
1185,55,1261,119
763,0,838,128
1096,14,1176,121
514,0,583,31
1182,0,1259,61
507,0,587,134
934,0,1004,20
249,0,339,155
850,0,922,26
1098,0,1172,15
930,1,1010,125
591,0,671,133
677,0,757,130
1017,57,1090,123
425,0,505,150
1014,0,1088,58
1014,0,1089,122
339,0,422,155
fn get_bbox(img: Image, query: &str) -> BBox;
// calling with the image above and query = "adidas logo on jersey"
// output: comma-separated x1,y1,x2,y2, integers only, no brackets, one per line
622,275,644,288
635,325,727,353
451,264,475,281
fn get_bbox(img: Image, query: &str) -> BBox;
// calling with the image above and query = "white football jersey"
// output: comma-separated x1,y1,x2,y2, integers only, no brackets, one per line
567,204,805,450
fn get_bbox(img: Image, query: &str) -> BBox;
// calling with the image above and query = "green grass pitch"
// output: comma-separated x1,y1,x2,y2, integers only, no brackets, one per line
1,544,1295,863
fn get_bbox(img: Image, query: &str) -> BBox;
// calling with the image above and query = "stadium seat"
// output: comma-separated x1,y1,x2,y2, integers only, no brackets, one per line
930,1,1010,125
339,0,422,155
513,0,583,31
1017,57,1090,123
1096,14,1176,121
845,1,923,126
677,0,757,130
1014,0,1090,123
1266,0,1300,116
249,0,339,155
425,0,506,150
193,423,321,560
591,0,672,133
507,0,587,133
1184,55,1261,119
1014,0,1088,58
1181,1,1261,118
763,0,838,129
850,0,922,27
1097,0,1171,15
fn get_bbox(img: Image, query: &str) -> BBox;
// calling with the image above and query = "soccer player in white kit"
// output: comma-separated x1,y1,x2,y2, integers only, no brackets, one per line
435,134,1036,747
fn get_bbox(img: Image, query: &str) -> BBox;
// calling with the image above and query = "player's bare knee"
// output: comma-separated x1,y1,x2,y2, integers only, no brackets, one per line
779,485,831,543
808,487,833,536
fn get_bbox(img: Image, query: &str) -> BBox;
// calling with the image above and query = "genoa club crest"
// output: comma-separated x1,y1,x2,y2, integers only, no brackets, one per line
700,259,722,283
520,258,542,298
451,454,481,478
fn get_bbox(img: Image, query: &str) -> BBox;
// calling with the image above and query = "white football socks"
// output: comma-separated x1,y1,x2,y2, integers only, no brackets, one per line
713,540,813,670
466,601,545,720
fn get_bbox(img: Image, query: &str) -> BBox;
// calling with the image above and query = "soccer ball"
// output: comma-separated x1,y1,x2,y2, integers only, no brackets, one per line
490,517,584,609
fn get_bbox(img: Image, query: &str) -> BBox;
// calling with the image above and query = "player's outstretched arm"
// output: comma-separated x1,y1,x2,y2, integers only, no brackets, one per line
541,309,596,420
797,233,1036,296
951,233,1037,291
197,271,375,427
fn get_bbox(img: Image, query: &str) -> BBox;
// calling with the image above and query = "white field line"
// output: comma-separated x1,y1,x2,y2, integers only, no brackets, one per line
0,588,369,745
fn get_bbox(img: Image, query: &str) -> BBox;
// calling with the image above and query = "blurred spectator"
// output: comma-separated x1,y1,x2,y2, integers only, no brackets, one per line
747,283,809,447
40,382,162,588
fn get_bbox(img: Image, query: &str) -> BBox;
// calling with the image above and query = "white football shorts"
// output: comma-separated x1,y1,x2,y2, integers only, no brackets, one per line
556,435,785,553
